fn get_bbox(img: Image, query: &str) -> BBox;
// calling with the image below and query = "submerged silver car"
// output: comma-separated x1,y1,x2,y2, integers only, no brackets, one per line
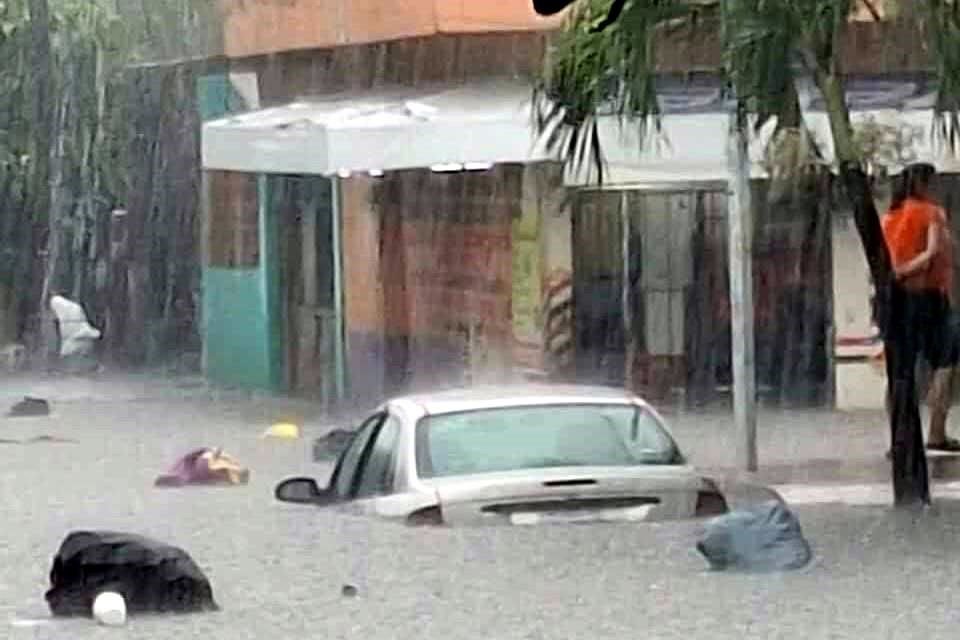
275,385,728,526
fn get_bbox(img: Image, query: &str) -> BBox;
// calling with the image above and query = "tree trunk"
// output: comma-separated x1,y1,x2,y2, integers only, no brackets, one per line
41,51,77,366
116,66,161,366
819,70,930,506
26,0,53,356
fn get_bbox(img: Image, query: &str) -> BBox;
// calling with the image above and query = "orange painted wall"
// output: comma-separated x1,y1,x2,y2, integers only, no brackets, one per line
434,1,563,33
219,0,565,58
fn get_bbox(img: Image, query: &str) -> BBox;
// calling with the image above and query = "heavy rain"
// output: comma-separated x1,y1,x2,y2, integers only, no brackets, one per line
3,0,960,637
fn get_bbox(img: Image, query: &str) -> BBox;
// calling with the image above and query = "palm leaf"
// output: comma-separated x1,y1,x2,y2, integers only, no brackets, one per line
534,0,817,184
926,0,960,153
534,0,702,184
722,0,802,132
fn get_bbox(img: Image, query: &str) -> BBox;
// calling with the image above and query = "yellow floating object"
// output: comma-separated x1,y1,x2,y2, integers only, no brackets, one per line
262,422,300,440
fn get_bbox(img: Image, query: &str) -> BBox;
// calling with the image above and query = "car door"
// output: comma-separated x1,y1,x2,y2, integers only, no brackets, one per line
349,411,441,520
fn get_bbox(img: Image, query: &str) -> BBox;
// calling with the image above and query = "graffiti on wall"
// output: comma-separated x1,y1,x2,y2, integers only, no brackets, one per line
542,268,573,379
511,186,544,376
404,223,512,334
400,221,512,385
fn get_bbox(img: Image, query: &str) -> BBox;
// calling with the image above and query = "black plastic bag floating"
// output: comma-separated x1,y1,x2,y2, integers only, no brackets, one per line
45,531,219,617
6,396,50,417
696,500,812,572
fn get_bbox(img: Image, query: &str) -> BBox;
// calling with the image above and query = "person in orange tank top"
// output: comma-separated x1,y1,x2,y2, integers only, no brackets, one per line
881,163,959,454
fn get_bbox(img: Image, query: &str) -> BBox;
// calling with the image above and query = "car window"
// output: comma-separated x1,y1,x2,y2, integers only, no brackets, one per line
353,414,402,499
612,407,683,464
416,404,681,478
331,412,386,500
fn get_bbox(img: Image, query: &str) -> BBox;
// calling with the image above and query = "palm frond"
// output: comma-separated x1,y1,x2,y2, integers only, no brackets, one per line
534,0,703,184
535,0,825,185
722,0,811,133
926,0,960,153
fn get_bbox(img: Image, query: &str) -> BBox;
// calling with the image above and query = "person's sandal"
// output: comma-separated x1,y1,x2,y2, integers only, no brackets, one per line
886,438,960,458
927,437,960,452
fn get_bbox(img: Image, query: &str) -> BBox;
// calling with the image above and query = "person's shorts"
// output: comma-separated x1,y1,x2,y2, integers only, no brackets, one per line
915,292,960,371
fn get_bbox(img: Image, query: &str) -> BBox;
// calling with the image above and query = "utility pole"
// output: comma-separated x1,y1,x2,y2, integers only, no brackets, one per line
621,192,634,391
720,0,758,472
726,99,758,472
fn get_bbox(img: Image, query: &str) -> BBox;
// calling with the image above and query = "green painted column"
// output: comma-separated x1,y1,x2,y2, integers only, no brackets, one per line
198,74,283,391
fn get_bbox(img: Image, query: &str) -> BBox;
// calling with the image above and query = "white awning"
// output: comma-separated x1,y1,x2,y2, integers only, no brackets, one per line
565,114,734,186
202,78,960,181
565,109,960,186
759,110,960,175
202,80,554,175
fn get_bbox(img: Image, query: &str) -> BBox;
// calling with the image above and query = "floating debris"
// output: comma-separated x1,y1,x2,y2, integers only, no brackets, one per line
262,422,300,440
0,435,77,445
45,531,219,617
92,592,126,627
6,397,50,418
155,448,250,487
697,500,812,573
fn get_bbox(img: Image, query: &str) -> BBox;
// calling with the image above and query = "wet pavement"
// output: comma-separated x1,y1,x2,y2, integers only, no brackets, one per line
3,373,960,638
663,405,960,484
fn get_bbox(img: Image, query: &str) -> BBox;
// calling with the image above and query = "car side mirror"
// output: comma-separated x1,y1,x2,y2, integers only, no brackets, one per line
274,477,335,505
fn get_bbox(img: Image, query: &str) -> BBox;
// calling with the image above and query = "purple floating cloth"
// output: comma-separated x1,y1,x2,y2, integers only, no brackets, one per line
154,448,249,487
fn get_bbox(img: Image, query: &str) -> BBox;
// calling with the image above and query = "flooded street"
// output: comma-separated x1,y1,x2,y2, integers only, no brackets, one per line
0,0,956,637
0,375,958,638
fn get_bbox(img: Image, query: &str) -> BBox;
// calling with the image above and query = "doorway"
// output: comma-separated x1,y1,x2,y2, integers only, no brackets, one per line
571,184,831,406
571,187,701,398
270,174,342,405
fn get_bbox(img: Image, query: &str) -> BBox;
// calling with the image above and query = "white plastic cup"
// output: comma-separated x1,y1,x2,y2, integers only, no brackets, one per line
92,592,127,627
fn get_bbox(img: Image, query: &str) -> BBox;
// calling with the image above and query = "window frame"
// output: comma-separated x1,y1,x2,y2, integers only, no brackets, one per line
353,413,402,500
328,411,387,501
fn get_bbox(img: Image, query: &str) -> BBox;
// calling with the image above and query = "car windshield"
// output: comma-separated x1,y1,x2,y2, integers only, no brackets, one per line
416,404,682,479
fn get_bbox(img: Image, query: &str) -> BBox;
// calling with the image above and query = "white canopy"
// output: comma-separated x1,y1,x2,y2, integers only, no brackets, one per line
202,79,960,183
566,109,960,186
202,80,554,175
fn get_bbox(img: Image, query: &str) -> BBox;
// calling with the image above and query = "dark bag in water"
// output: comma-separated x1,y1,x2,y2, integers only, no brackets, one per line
696,500,812,572
7,396,50,417
45,531,219,616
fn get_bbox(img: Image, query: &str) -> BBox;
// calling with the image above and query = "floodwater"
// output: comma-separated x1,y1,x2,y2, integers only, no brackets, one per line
2,375,960,639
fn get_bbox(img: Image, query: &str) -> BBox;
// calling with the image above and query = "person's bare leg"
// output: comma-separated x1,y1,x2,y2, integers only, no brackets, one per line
927,367,954,445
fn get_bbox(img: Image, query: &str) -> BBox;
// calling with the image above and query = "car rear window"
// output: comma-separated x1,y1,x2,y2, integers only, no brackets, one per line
416,404,682,479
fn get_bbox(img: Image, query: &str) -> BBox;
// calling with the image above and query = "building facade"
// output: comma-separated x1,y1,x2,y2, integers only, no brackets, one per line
199,0,949,410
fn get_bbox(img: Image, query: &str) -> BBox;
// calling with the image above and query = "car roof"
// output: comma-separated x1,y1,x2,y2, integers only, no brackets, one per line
387,384,644,416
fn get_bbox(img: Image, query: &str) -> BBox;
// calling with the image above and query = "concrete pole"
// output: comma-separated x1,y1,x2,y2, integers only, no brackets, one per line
331,177,347,403
726,101,758,471
621,191,634,390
